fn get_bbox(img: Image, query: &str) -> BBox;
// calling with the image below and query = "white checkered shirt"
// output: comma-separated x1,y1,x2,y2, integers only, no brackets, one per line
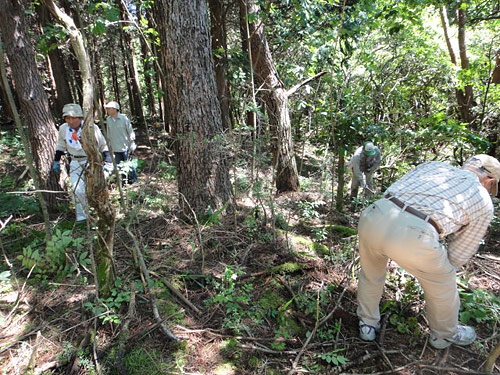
385,161,493,267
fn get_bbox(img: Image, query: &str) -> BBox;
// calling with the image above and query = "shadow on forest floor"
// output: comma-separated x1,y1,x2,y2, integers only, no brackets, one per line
0,124,499,374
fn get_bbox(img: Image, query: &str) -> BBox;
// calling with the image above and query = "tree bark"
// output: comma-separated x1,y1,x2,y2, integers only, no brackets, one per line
141,37,156,118
119,32,135,115
110,49,121,105
90,35,106,112
456,5,474,124
439,5,474,124
42,0,115,298
36,4,73,116
245,0,300,193
238,0,257,133
0,34,51,241
153,0,233,219
0,0,62,209
149,11,168,130
491,49,500,84
118,0,145,127
209,0,232,131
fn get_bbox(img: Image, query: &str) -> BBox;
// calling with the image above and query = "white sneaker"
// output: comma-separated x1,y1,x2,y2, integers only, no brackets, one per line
429,325,476,349
359,321,381,341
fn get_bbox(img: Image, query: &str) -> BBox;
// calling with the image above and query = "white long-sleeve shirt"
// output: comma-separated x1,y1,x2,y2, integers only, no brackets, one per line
56,123,108,157
106,113,135,153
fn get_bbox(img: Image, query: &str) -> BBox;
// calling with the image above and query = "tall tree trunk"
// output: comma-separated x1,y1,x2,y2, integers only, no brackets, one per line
209,0,232,131
141,37,156,118
91,35,106,112
118,1,145,127
36,5,73,116
153,0,233,219
335,146,345,212
439,5,474,124
119,32,135,116
245,0,300,193
69,53,83,104
0,76,15,121
0,0,62,209
110,50,121,106
238,0,257,139
0,35,51,241
149,11,168,130
42,0,115,298
456,6,474,124
492,48,500,84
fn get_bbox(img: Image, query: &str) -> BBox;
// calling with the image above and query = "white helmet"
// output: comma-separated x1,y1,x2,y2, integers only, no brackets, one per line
105,101,120,110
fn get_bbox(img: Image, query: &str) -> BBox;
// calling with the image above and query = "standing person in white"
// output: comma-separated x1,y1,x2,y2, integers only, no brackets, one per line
51,104,112,222
104,101,137,184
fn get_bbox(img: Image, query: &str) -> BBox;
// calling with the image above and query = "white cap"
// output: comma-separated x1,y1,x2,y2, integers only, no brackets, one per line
465,154,500,180
464,154,500,195
104,101,120,110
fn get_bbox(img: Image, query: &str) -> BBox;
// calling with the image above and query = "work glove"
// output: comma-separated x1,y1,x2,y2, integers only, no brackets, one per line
52,161,61,174
128,142,137,154
103,162,114,178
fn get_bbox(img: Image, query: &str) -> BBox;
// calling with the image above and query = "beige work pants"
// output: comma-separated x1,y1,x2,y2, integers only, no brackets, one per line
357,198,459,339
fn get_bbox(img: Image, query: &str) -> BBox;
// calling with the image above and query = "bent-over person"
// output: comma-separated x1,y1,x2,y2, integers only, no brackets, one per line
356,155,500,349
348,142,381,198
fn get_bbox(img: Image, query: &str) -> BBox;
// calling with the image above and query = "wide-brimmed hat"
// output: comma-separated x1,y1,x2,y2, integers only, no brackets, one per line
62,103,83,118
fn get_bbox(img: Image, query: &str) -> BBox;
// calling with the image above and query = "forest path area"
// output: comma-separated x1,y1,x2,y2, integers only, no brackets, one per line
0,125,499,375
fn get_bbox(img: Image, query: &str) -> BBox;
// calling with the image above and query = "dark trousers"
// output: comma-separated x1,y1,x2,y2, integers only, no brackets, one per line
115,151,138,184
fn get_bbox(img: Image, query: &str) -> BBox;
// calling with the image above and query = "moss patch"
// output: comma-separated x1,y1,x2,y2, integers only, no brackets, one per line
324,224,357,237
214,362,236,375
271,262,302,274
289,233,326,257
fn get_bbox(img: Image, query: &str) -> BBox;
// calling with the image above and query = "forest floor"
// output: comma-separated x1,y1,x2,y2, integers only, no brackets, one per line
0,125,499,375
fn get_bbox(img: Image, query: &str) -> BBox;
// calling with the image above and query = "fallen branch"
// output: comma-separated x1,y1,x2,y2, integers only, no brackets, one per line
69,332,91,375
113,292,136,375
0,326,43,355
149,270,202,316
125,225,179,341
331,350,400,375
288,272,351,375
175,326,298,343
419,364,500,375
485,341,500,374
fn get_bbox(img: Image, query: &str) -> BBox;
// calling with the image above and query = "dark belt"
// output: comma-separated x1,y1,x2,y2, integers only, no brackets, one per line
386,194,442,234
70,154,87,159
